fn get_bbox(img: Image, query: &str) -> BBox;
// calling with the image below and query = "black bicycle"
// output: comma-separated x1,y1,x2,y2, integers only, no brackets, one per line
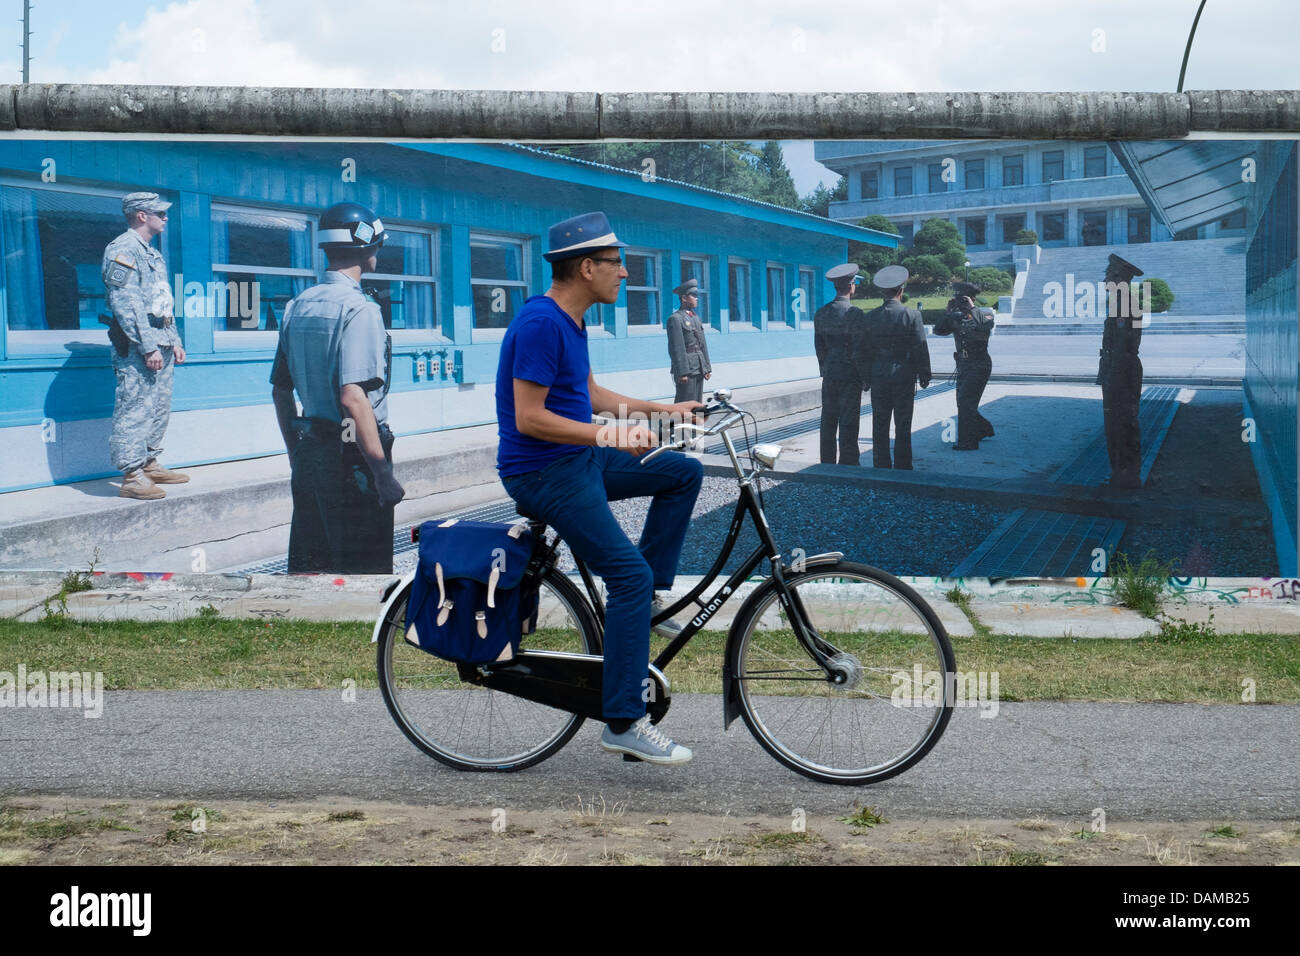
374,389,956,785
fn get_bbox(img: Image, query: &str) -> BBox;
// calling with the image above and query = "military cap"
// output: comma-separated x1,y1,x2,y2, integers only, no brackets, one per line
673,278,699,296
952,281,982,297
122,192,172,215
1106,253,1144,282
872,264,910,290
543,211,627,262
825,263,860,283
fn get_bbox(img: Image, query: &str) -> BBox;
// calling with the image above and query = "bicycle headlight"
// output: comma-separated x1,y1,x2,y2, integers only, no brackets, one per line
753,444,783,469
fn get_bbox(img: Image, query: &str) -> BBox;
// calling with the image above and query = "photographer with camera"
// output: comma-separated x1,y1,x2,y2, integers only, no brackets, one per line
933,280,995,451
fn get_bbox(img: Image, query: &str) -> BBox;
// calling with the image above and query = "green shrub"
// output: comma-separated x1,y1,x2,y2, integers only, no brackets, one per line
912,219,967,275
1145,277,1174,313
899,253,951,292
1014,229,1038,245
969,266,1014,294
850,215,902,278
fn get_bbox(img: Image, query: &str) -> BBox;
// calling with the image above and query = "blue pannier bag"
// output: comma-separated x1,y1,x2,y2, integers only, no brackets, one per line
405,519,539,664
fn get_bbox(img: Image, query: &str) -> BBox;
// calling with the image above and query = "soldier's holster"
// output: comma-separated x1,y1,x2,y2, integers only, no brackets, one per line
292,417,395,499
98,313,130,358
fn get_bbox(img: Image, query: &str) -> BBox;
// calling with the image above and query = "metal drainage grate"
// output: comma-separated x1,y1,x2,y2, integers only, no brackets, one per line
1052,384,1181,487
950,508,1126,579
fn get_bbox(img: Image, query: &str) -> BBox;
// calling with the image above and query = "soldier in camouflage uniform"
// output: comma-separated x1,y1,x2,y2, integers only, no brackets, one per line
103,192,188,500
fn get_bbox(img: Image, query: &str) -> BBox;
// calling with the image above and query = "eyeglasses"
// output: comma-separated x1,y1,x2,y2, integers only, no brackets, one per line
151,211,168,219
590,256,624,266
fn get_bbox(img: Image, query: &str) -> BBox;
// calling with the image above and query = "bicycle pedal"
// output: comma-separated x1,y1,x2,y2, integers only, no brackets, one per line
622,753,642,763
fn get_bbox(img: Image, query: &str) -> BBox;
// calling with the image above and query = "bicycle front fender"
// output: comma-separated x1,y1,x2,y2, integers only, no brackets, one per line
371,573,416,644
720,552,841,729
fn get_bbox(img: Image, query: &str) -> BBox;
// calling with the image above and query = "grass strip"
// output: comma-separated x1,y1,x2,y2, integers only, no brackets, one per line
0,618,1296,703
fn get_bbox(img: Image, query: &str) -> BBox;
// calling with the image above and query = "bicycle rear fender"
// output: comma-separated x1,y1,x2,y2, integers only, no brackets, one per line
371,573,416,644
721,552,842,729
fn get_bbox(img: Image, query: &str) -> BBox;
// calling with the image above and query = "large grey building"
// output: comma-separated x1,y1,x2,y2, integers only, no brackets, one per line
815,140,1247,264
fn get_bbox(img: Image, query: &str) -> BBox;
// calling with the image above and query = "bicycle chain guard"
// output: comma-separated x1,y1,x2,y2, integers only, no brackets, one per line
463,652,672,725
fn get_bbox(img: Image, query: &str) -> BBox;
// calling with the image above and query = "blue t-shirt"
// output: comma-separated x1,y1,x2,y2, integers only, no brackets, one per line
496,295,593,477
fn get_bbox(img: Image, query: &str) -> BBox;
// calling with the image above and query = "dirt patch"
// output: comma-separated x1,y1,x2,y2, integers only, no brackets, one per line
3,796,1297,865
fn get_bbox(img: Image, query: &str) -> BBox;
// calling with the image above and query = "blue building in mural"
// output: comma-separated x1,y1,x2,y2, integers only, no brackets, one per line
0,141,896,491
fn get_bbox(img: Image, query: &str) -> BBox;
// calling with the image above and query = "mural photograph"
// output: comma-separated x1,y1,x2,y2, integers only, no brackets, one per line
0,137,1295,580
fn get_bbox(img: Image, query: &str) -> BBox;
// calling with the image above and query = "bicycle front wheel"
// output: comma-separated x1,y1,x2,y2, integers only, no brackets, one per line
376,566,600,772
729,561,955,785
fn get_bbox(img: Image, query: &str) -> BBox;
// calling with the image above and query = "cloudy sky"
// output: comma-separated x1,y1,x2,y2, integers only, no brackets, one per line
1,0,1296,191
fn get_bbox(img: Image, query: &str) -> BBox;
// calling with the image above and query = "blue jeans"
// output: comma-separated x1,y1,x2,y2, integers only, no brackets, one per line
502,446,704,720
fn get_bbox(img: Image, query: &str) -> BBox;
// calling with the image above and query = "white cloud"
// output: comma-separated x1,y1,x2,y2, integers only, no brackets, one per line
20,0,1300,91
75,0,367,87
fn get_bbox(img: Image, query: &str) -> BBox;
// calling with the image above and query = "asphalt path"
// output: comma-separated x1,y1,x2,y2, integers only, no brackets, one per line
3,691,1295,820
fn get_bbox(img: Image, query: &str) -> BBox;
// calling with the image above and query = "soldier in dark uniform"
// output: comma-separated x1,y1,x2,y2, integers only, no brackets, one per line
933,280,995,450
859,265,931,470
1097,253,1145,488
665,278,712,403
270,202,405,573
813,263,868,465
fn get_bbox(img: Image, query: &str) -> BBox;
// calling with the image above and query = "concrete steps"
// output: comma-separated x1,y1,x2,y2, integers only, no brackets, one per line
1012,238,1245,320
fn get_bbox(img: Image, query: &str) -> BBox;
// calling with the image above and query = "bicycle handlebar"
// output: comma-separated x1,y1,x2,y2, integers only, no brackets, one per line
639,403,746,466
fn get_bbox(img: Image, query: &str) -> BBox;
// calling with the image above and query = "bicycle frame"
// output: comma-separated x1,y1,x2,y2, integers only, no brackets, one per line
558,415,847,677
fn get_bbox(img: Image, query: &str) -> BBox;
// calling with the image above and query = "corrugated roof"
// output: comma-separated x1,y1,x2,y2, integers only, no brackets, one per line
1110,141,1257,234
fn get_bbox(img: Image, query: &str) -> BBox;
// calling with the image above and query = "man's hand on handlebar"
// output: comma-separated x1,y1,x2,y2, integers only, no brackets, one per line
614,423,658,457
666,400,708,424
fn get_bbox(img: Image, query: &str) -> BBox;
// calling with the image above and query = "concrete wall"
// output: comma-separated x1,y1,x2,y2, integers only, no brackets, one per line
6,87,1298,139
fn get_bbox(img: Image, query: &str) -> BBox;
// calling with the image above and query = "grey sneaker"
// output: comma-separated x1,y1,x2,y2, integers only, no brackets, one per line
600,715,693,765
651,593,683,637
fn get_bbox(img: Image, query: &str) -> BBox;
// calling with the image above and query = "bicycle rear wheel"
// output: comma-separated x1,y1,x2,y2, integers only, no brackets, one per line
728,561,955,785
376,566,600,772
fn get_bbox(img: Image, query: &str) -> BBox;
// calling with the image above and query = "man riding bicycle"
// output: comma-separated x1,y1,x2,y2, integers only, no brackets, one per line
495,212,704,766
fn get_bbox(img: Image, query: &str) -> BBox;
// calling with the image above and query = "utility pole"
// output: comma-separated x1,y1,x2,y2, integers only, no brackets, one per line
20,0,33,83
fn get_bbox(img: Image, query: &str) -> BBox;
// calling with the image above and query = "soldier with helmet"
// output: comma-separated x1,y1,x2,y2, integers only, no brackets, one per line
813,263,868,465
933,279,995,451
270,201,405,573
103,191,188,500
858,265,932,470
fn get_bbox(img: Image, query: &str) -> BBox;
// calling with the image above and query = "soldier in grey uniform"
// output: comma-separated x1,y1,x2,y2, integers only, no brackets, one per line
933,280,995,450
858,265,931,470
814,263,868,465
270,202,405,573
665,278,712,403
1097,253,1145,488
103,192,188,500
